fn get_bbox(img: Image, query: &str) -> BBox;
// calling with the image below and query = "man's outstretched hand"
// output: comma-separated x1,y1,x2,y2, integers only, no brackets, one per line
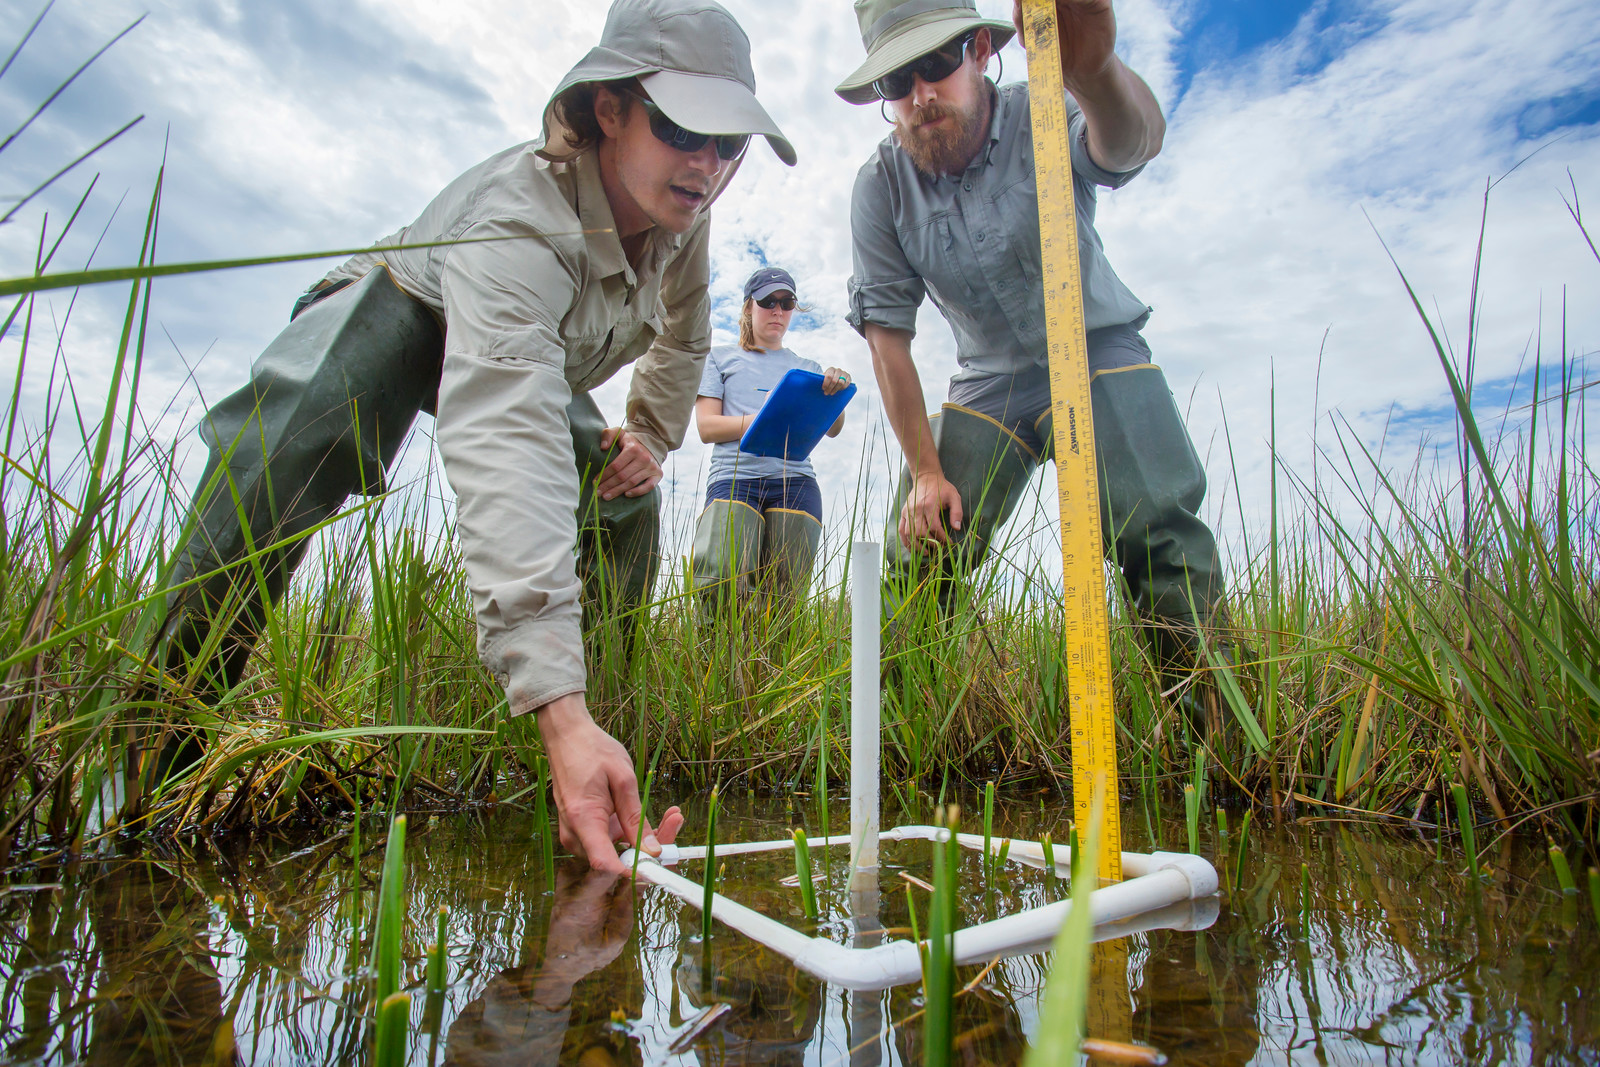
1011,0,1163,175
536,693,684,874
1011,0,1118,92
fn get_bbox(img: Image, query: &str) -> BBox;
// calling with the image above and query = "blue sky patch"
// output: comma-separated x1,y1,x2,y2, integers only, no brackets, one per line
1383,359,1590,456
1517,85,1600,141
1169,0,1387,105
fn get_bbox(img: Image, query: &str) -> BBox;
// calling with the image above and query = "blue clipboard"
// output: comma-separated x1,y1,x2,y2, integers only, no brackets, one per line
738,368,857,461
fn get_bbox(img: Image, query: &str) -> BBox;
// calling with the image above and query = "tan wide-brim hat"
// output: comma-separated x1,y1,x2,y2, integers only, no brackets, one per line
539,0,796,167
835,0,1015,105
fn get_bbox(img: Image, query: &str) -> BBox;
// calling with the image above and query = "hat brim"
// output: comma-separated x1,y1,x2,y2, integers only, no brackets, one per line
537,46,796,168
641,70,796,167
748,280,797,302
834,15,1016,105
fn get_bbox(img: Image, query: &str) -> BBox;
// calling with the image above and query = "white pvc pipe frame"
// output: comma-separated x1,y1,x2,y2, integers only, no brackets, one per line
621,542,1221,992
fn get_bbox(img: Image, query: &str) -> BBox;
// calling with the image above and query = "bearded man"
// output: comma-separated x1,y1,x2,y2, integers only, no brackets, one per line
838,0,1228,726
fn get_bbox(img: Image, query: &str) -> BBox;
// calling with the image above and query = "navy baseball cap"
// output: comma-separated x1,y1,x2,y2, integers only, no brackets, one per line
743,266,797,302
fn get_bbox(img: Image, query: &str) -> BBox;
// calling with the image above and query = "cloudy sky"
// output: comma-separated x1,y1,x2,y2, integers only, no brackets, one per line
1,0,1597,575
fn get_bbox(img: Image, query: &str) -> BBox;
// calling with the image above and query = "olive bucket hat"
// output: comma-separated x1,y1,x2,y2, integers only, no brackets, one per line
834,0,1015,105
539,0,796,166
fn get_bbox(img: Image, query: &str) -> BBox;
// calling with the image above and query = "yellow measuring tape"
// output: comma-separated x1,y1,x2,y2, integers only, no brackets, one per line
1021,0,1123,885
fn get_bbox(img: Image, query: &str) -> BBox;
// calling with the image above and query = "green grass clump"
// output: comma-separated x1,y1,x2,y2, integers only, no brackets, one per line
0,111,1596,868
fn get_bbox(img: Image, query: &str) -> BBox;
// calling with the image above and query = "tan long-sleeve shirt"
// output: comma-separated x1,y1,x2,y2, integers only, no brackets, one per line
324,144,710,713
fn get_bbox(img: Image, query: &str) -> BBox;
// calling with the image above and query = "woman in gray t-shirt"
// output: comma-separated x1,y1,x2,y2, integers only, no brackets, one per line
690,267,849,606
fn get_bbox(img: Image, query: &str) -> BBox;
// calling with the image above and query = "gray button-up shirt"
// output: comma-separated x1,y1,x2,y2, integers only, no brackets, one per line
847,81,1150,381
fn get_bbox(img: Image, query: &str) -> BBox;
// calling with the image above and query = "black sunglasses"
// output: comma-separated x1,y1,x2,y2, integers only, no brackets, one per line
755,294,796,311
873,33,975,102
618,87,750,161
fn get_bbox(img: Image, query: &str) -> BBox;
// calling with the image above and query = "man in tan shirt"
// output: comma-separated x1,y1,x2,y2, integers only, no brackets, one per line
153,0,793,871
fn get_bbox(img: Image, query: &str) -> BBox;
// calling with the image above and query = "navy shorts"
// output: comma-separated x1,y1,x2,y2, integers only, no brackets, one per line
705,475,823,521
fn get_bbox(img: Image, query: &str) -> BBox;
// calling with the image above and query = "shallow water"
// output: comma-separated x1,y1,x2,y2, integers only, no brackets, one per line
1,793,1595,1065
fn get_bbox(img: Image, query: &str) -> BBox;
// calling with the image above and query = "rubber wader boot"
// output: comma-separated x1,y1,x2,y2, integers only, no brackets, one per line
882,404,1039,619
142,265,443,796
1038,364,1227,733
758,507,822,610
690,499,765,618
569,391,660,671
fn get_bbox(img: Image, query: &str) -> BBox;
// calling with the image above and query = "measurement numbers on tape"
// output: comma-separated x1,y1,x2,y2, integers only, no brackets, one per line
1022,0,1122,884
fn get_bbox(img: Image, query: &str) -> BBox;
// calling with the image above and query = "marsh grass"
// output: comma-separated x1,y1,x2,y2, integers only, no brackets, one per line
0,11,1597,868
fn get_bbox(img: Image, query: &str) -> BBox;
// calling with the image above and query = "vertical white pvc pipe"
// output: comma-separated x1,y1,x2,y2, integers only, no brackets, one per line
850,541,881,877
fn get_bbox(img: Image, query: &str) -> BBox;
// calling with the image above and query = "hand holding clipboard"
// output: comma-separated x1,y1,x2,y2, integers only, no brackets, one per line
738,368,857,461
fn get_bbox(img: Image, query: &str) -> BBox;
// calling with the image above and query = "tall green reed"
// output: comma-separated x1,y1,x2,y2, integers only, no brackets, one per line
792,828,818,921
1022,777,1105,1067
425,906,448,994
372,814,406,1006
374,992,409,1067
700,785,719,946
923,804,960,1067
368,814,411,1066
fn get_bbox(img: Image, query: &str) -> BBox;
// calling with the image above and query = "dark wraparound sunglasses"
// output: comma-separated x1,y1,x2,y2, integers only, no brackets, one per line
873,33,975,102
619,87,750,161
756,294,796,310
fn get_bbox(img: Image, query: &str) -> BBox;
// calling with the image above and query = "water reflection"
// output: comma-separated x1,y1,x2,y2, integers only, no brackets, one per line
670,931,824,1065
84,858,240,1066
444,867,638,1066
0,799,1594,1065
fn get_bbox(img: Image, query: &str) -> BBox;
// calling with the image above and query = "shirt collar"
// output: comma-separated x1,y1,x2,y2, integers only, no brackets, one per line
973,79,1004,170
571,149,683,287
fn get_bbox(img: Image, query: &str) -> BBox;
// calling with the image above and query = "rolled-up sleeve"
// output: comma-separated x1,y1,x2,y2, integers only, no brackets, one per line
846,159,925,337
436,217,588,716
1067,96,1146,190
622,214,711,462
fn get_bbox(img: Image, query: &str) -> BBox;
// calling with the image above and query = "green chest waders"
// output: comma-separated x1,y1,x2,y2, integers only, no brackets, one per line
883,368,1227,731
157,266,444,702
139,266,441,793
759,507,823,608
690,499,766,616
151,266,661,775
689,498,822,619
882,405,1041,620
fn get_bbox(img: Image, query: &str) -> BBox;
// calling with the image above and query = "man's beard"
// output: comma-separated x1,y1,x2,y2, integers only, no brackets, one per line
895,86,990,178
